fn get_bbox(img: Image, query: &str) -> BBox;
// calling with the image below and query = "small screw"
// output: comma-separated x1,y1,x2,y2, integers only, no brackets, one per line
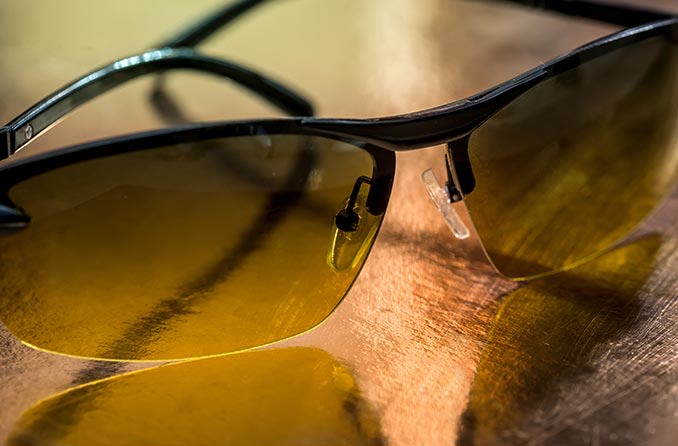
24,124,33,141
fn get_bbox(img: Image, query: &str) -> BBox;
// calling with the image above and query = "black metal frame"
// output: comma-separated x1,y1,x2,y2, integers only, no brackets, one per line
0,0,676,227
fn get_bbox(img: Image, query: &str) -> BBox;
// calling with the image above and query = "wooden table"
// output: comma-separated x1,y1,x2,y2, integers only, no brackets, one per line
1,1,676,444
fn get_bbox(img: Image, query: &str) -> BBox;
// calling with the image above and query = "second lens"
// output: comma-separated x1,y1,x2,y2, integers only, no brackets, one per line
463,32,677,279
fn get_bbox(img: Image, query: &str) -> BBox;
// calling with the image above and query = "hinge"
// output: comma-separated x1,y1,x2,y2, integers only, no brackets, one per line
0,127,10,160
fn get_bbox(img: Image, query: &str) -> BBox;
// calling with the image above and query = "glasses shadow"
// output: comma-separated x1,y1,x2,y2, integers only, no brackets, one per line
8,348,385,446
457,234,663,446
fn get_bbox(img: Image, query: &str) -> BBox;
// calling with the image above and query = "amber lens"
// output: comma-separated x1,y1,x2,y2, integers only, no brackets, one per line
464,34,678,279
0,135,382,360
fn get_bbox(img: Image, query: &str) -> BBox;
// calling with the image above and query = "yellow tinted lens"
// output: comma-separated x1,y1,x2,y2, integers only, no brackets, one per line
0,135,382,360
465,35,677,279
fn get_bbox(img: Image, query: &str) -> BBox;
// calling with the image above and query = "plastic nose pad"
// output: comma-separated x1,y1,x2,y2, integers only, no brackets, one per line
327,179,381,272
421,168,470,239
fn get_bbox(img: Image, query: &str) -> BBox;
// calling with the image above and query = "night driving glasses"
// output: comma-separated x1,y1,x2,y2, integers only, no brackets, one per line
0,0,676,360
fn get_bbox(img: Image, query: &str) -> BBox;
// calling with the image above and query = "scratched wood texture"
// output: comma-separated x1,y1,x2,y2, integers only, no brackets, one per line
0,1,676,445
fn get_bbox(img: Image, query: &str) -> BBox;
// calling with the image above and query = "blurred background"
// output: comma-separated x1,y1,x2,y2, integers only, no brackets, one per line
1,1,677,445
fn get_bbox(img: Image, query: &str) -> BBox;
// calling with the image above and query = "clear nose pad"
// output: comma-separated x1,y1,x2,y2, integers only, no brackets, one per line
327,178,381,272
421,168,470,239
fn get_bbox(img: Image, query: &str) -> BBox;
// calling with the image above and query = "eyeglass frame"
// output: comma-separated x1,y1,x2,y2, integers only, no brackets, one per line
0,0,675,249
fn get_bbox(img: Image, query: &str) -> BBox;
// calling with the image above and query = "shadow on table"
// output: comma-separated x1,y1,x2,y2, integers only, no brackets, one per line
458,235,663,445
8,347,385,446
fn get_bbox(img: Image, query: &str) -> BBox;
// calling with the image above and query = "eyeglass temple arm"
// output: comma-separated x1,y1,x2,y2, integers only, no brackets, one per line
497,0,673,26
0,0,313,159
148,0,274,126
158,0,673,46
0,47,313,158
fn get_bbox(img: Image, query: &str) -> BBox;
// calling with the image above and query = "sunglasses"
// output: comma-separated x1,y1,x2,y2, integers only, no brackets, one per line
0,0,676,361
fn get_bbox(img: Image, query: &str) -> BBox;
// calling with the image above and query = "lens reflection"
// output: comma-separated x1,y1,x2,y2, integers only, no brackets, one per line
8,348,385,446
458,236,661,445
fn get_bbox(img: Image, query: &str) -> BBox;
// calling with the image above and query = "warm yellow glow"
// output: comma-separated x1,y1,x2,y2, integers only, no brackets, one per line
8,348,385,446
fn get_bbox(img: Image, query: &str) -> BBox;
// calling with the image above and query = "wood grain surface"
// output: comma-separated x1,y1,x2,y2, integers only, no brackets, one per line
0,1,676,445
